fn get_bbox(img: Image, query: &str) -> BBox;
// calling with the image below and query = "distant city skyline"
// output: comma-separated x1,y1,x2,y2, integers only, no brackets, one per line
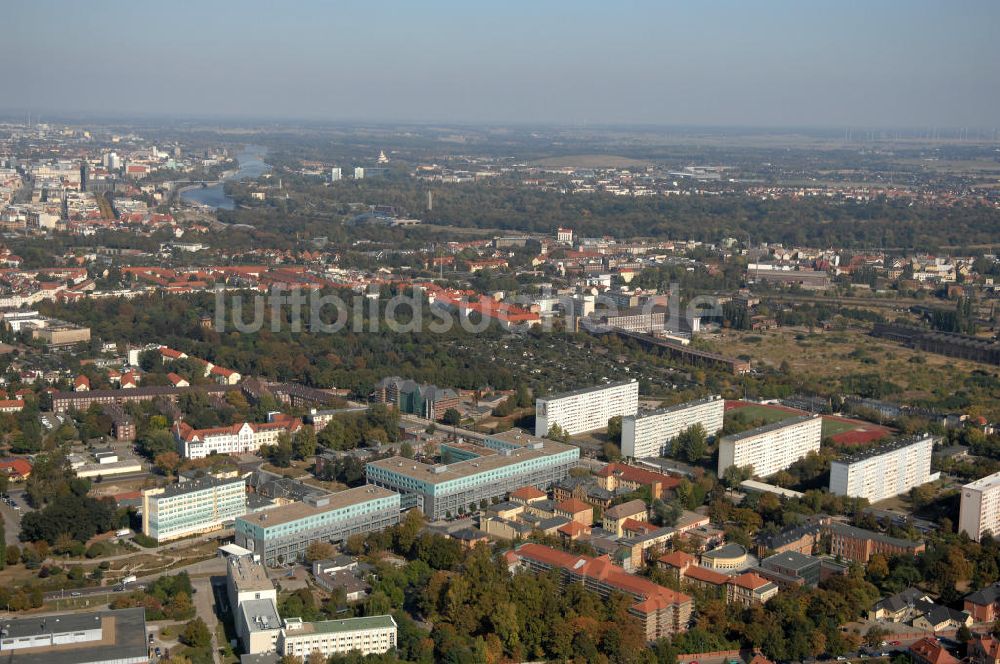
3,0,999,128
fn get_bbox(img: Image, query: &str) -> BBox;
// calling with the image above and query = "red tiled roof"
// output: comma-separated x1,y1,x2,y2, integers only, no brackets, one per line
512,543,690,615
555,498,592,514
166,372,187,385
510,486,546,501
910,637,959,664
728,572,772,591
658,550,697,568
557,521,589,538
596,462,681,490
683,565,729,586
0,458,32,477
621,518,658,535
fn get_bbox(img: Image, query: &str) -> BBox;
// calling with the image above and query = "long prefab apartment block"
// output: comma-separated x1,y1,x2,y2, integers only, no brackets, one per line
829,434,938,503
534,379,639,437
621,394,725,458
717,414,822,478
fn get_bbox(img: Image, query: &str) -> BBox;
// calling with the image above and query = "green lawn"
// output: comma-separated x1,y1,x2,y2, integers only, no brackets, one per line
820,418,858,438
726,404,797,425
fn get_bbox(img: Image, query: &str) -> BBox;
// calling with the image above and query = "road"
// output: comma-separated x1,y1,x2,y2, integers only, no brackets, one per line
44,583,141,602
192,575,223,664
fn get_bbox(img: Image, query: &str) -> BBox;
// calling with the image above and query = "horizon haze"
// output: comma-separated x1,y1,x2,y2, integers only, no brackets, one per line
4,0,1000,129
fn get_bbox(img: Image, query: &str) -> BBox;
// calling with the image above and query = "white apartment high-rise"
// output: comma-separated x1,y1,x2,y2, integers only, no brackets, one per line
829,434,938,503
354,166,365,179
621,395,725,458
535,380,638,438
331,167,342,182
960,471,1000,542
717,414,822,478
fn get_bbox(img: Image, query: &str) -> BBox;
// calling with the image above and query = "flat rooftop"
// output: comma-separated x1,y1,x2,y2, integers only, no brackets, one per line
537,379,636,403
237,485,398,528
834,433,934,464
486,428,551,449
629,394,722,420
721,414,819,443
367,438,576,485
240,598,281,632
0,607,147,664
762,550,818,571
290,615,395,635
150,474,246,499
964,471,1000,493
228,555,273,592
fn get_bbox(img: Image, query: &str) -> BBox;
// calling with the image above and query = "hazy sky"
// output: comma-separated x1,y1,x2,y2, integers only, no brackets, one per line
4,0,999,127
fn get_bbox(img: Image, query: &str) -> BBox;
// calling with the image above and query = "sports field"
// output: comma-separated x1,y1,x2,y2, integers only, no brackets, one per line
725,400,893,446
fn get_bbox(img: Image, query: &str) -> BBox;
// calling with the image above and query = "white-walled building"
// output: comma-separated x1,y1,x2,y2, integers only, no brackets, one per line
141,475,247,541
535,379,639,437
829,434,939,503
277,615,397,659
621,395,725,458
717,414,823,478
174,417,301,459
227,555,281,655
959,471,1000,542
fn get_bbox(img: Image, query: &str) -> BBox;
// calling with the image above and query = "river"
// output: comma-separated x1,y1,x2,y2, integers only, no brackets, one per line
180,145,271,210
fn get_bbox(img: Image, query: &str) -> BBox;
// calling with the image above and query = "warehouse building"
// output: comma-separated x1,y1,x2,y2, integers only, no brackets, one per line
0,608,148,664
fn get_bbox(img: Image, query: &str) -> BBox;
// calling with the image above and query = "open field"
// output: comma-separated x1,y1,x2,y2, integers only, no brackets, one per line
707,325,1000,421
725,400,894,446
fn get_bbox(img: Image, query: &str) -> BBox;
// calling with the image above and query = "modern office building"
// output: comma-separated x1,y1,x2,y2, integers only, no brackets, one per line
373,376,459,421
142,476,247,542
535,379,639,437
365,429,579,520
829,434,938,503
717,414,823,477
227,555,281,655
960,471,1000,541
621,395,725,458
234,486,400,565
0,608,148,664
507,543,692,641
277,616,397,659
